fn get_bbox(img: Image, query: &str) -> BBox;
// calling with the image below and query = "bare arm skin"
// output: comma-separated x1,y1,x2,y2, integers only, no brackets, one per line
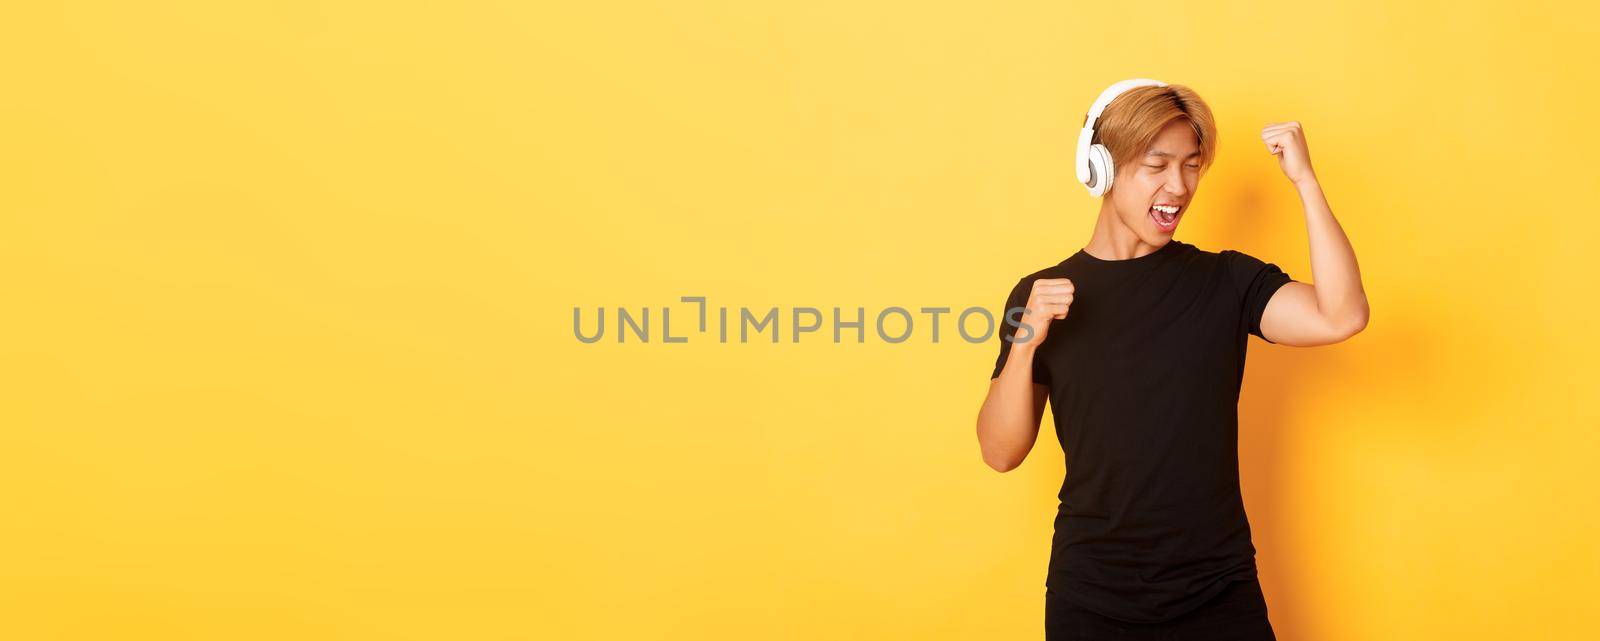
1257,121,1370,347
978,349,1049,472
976,278,1073,472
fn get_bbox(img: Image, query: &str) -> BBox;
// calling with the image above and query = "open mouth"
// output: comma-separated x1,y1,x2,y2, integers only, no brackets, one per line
1149,204,1181,231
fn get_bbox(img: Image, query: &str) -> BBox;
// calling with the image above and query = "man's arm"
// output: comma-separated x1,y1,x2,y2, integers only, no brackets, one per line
977,277,1071,472
1260,179,1369,346
1258,122,1369,347
977,345,1049,473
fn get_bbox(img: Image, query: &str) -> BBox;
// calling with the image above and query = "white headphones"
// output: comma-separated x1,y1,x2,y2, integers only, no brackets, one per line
1075,78,1168,198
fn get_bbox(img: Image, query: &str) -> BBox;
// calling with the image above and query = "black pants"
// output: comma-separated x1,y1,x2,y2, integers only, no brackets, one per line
1045,579,1277,641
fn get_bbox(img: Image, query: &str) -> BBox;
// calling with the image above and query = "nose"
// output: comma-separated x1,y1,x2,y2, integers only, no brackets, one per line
1163,165,1189,199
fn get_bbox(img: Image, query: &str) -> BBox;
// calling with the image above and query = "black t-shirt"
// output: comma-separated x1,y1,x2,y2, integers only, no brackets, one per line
989,238,1295,624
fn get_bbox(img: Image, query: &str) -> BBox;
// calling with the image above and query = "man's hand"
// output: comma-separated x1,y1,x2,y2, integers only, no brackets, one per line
1013,278,1074,347
1262,121,1317,186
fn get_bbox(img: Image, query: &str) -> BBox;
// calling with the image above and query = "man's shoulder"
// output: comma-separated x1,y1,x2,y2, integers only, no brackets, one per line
1171,240,1236,267
1173,238,1224,258
1014,260,1074,286
1025,260,1073,279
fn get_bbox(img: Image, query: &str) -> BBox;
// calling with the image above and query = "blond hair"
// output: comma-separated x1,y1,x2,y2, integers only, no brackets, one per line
1092,84,1219,177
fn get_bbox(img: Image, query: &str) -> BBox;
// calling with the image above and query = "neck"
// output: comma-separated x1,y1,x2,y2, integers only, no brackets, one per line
1083,201,1165,260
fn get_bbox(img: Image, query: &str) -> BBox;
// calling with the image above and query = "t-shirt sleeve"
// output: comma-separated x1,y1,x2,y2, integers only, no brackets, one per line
1223,249,1296,343
989,277,1051,384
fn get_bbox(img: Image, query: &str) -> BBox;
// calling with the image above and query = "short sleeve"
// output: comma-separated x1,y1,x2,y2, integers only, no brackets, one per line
989,277,1051,384
1222,249,1295,343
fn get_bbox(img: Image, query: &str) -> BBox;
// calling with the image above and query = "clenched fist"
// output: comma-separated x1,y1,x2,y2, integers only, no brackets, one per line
1261,121,1318,186
1012,278,1074,347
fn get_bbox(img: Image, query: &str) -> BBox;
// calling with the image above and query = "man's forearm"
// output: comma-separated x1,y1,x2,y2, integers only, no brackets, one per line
976,341,1043,472
1296,178,1369,332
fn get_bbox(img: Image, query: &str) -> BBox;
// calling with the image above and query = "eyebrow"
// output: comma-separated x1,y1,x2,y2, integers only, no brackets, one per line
1146,150,1203,159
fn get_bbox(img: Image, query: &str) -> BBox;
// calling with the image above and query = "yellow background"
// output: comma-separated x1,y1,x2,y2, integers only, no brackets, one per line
3,2,1597,639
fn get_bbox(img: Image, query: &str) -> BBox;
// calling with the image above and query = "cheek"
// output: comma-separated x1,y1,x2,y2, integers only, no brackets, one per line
1118,194,1151,217
1128,177,1161,200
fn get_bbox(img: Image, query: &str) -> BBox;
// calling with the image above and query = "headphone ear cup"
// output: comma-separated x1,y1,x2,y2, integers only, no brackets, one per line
1087,143,1114,198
